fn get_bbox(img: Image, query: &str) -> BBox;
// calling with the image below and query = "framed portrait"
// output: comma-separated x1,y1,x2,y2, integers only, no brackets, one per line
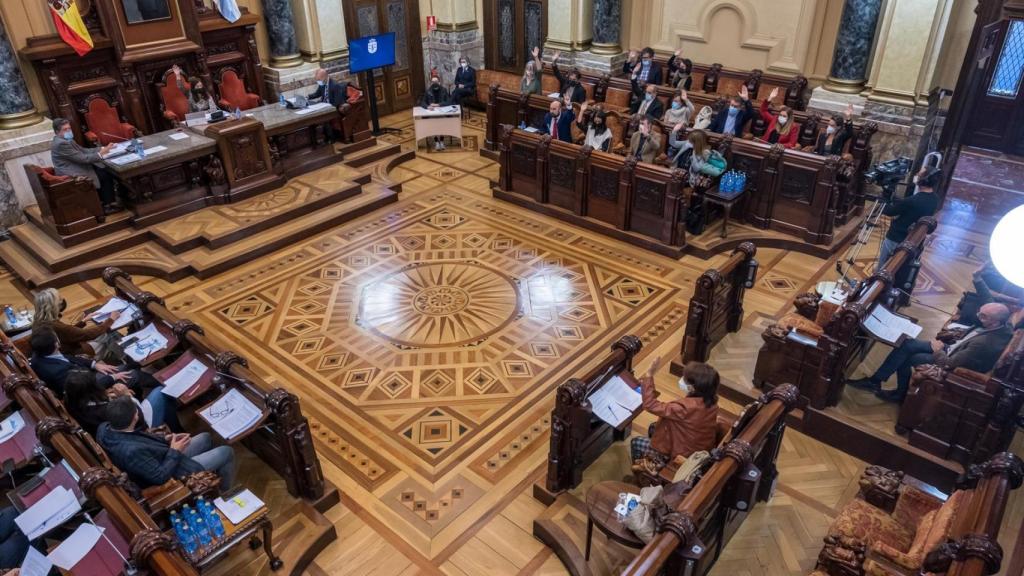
122,0,172,24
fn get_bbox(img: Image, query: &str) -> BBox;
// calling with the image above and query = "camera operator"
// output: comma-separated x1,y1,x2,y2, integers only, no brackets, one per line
877,166,940,267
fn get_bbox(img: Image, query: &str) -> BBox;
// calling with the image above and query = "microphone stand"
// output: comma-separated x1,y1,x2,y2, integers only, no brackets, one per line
84,511,138,576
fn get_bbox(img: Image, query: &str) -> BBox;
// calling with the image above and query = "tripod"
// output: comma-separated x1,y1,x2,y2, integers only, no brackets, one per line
836,182,904,289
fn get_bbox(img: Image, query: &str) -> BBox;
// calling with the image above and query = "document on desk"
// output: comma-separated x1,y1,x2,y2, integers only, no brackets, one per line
863,304,922,345
122,322,169,362
20,547,53,576
108,153,140,165
161,358,210,398
168,132,190,141
214,488,264,525
48,523,104,570
588,374,642,427
15,486,81,540
294,102,333,115
105,141,132,157
0,410,25,443
199,388,262,439
91,297,139,329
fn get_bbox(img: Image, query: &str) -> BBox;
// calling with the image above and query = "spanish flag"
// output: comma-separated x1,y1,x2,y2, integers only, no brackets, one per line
49,0,94,57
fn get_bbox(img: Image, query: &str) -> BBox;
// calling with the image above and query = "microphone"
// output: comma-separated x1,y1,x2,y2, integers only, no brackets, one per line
84,511,138,576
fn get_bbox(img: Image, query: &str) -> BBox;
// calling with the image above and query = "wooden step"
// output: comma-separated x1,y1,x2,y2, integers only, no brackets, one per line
24,205,134,248
336,136,378,158
342,142,403,168
9,220,148,273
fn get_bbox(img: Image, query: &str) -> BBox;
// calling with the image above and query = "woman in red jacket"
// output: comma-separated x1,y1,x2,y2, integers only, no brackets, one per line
758,87,799,148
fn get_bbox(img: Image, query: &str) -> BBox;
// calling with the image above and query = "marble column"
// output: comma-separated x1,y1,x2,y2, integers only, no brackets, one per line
425,0,483,86
824,0,884,94
591,0,620,55
261,0,303,68
313,0,349,77
0,13,41,130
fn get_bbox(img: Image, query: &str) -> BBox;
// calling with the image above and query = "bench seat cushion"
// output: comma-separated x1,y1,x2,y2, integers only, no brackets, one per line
828,498,914,552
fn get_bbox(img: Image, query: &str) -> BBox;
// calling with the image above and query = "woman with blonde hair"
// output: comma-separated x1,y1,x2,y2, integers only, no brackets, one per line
520,47,544,95
758,87,799,148
32,288,121,356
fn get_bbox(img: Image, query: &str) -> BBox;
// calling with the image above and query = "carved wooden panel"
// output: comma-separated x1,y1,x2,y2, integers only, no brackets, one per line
151,165,190,192
780,167,815,205
511,144,536,177
591,167,619,201
549,155,575,190
633,178,664,216
731,153,763,194
230,133,267,180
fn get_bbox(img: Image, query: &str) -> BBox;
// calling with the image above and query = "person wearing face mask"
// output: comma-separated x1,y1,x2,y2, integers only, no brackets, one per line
629,116,662,163
576,103,613,152
172,65,219,114
551,51,587,104
31,287,121,356
629,357,720,472
667,48,693,90
875,166,941,267
708,85,754,137
521,47,544,95
306,68,353,141
630,81,664,121
421,73,452,150
50,117,118,214
449,56,477,107
542,99,575,143
810,104,855,156
662,89,694,127
624,47,663,85
758,87,800,148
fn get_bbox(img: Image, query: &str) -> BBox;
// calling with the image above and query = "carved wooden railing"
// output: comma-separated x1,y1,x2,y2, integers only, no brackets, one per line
753,217,938,409
675,242,758,367
102,267,326,502
621,384,800,576
0,335,198,576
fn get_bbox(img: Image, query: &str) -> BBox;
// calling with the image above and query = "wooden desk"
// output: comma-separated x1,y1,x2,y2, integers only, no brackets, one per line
177,501,281,571
702,187,747,239
585,481,645,561
101,129,219,227
195,117,282,203
244,103,339,177
413,106,463,145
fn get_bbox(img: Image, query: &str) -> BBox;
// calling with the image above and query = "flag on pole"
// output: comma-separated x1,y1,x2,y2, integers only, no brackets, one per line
213,0,242,23
48,0,93,57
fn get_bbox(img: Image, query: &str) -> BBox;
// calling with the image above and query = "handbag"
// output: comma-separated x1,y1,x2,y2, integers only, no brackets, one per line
700,150,727,177
693,106,712,130
623,486,664,543
91,331,127,365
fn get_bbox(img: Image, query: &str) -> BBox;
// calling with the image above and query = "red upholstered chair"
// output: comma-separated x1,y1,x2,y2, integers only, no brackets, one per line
336,84,368,143
216,69,261,111
82,96,139,146
158,69,190,125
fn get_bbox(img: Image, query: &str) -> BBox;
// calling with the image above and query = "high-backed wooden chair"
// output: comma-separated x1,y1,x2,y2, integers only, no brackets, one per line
216,68,261,111
24,164,104,236
157,68,190,125
82,95,139,146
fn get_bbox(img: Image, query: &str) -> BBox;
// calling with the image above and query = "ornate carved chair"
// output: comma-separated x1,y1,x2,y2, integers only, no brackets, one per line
157,68,190,126
24,164,104,236
82,95,140,146
216,68,261,111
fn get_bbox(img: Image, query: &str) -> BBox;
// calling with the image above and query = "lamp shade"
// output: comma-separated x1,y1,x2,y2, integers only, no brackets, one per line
990,205,1024,288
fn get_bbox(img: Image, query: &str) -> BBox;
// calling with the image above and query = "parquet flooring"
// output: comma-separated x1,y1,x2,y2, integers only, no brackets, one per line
0,112,1020,575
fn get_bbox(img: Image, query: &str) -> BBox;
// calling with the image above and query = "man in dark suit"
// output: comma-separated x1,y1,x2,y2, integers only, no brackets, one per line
28,327,156,397
848,303,1014,402
630,81,664,120
306,68,351,141
50,118,119,215
708,85,754,137
541,100,575,143
449,57,477,107
623,47,663,85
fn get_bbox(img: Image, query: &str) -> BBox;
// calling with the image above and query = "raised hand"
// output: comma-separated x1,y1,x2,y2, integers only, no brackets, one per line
628,50,638,62
739,84,749,100
845,103,854,118
645,356,662,379
633,62,642,74
552,50,561,63
769,87,779,102
532,46,540,59
674,48,682,58
172,64,182,77
680,88,688,101
674,121,685,133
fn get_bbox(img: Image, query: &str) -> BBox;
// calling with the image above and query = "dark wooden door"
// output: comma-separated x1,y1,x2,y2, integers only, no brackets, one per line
967,18,1024,153
483,0,547,75
344,0,423,115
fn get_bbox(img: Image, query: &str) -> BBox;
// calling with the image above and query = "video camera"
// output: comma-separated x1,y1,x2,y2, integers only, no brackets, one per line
864,156,912,199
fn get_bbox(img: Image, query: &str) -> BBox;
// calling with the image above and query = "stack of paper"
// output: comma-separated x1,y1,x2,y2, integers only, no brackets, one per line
14,486,81,540
108,153,141,165
588,374,643,427
122,322,169,362
161,358,211,398
92,297,139,330
214,489,264,525
48,523,104,570
0,411,25,443
863,304,923,345
20,548,52,576
294,101,333,115
199,388,262,439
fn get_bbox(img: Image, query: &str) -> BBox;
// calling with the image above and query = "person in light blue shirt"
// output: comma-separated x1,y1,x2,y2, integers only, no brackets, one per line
709,85,754,137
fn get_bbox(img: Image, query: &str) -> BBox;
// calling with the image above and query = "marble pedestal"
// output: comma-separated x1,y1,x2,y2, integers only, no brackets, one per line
572,50,628,77
808,86,867,116
262,62,323,100
424,29,484,86
0,118,57,227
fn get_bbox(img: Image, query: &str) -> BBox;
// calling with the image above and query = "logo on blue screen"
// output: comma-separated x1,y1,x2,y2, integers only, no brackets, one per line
368,38,378,54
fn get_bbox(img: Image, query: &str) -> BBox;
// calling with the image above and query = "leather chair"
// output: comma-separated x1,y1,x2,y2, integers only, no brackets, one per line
216,69,261,111
24,164,104,236
337,84,367,143
158,69,190,126
82,96,139,146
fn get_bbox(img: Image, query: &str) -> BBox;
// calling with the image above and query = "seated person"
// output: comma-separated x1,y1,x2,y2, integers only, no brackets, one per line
630,80,663,120
98,396,235,491
28,327,157,397
708,86,754,137
758,87,800,148
50,117,118,215
31,287,122,356
630,357,719,472
64,369,182,437
421,72,451,151
449,57,477,107
576,103,613,152
542,99,575,144
848,303,1013,402
807,104,854,156
0,506,28,572
960,261,1024,325
670,128,723,187
520,47,544,95
550,51,586,104
307,67,352,140
629,116,662,164
172,65,219,114
663,89,695,127
623,47,663,85
666,49,693,90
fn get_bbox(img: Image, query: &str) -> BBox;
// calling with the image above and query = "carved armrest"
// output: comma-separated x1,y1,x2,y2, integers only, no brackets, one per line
121,123,141,138
891,479,943,530
141,478,190,517
866,541,920,574
183,470,221,500
949,366,991,382
217,98,232,110
163,110,179,122
85,131,100,146
793,291,821,320
857,465,903,513
817,534,866,576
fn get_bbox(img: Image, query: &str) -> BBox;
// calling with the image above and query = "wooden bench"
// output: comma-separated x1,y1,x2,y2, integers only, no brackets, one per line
752,217,938,409
671,242,758,370
813,452,1023,576
619,384,800,576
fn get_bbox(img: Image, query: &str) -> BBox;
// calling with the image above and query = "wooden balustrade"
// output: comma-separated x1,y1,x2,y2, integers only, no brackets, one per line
621,384,800,576
101,267,327,503
0,335,198,576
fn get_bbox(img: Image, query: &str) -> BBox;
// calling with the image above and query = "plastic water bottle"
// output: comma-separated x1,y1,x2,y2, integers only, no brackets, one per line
187,507,212,548
519,121,526,130
197,497,225,539
171,512,198,555
3,305,15,326
279,93,286,108
135,137,145,158
234,106,242,120
738,170,747,191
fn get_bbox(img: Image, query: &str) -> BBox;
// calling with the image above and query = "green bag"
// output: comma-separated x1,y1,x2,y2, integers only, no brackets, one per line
701,150,727,177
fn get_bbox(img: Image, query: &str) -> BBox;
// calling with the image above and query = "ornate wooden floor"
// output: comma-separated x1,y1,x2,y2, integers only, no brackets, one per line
0,115,1020,575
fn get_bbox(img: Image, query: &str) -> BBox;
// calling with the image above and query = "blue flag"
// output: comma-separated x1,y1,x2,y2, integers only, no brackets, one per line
214,0,241,23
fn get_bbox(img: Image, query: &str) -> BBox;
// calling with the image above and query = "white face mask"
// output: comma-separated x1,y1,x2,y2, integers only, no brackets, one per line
777,116,787,125
913,174,920,184
826,125,836,135
678,377,691,395
460,62,467,69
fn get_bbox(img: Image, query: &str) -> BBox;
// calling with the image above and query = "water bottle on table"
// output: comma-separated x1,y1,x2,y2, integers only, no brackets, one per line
171,511,198,555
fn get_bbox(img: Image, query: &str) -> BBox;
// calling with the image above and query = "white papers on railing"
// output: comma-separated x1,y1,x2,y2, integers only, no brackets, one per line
547,92,561,99
863,304,922,346
214,489,264,525
14,486,81,540
20,547,52,576
92,297,139,329
48,523,104,570
161,359,209,398
0,411,25,443
122,322,168,362
587,374,642,427
199,388,262,440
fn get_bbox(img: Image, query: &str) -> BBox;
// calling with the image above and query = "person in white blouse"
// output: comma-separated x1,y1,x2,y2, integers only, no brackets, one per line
576,102,613,152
